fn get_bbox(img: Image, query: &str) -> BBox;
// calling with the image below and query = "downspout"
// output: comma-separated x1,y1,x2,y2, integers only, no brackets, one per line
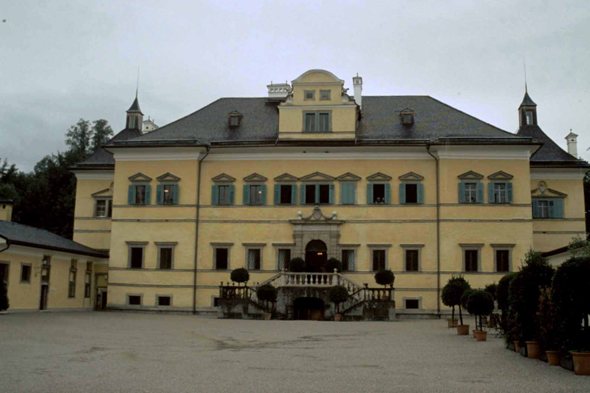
0,234,10,254
193,145,210,314
426,145,441,317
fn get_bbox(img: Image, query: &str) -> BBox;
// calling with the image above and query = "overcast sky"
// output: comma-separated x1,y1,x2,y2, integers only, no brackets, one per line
2,0,589,171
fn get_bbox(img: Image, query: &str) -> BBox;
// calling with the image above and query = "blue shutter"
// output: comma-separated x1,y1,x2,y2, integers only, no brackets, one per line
300,184,306,204
291,184,297,205
315,184,320,204
532,199,539,218
128,185,135,205
553,199,564,219
274,185,280,205
145,185,151,205
507,183,513,203
260,185,267,205
156,185,163,205
417,184,424,204
341,184,354,205
243,185,250,205
476,183,484,204
172,184,179,204
350,183,356,204
228,185,235,205
458,182,465,203
399,183,406,204
211,185,219,205
488,182,494,203
367,184,373,204
384,184,391,204
329,184,335,204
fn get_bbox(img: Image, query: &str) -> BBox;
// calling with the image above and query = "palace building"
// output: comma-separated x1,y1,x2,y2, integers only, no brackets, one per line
3,69,586,317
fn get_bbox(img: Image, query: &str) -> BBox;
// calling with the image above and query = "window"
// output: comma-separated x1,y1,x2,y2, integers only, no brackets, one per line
84,271,91,298
304,90,315,101
372,250,386,271
459,182,483,204
130,247,144,269
490,182,513,204
400,183,423,204
405,250,419,272
368,183,391,204
320,90,331,101
303,112,332,132
129,116,136,129
162,185,176,205
533,199,563,219
41,256,51,284
278,249,291,270
213,297,221,307
538,200,549,218
212,185,234,205
159,248,173,270
244,184,266,205
464,250,479,272
496,250,510,272
228,112,242,128
247,249,261,270
215,248,229,270
402,114,413,124
128,295,141,306
405,299,420,309
95,198,112,217
128,182,151,205
341,250,356,272
303,184,333,205
340,183,356,205
464,183,477,203
20,264,31,283
157,296,171,306
275,184,296,205
68,260,77,298
526,111,533,125
135,185,146,204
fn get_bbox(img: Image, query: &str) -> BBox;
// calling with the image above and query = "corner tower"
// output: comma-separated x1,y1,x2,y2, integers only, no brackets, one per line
518,88,537,128
126,95,144,131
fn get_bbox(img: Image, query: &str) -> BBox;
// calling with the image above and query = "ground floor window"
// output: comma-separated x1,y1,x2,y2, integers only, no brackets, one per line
20,263,31,284
496,249,510,272
68,260,77,298
157,296,171,306
372,250,387,271
247,249,261,270
127,295,142,306
341,250,356,271
405,298,420,309
215,248,229,270
278,249,291,270
464,250,479,272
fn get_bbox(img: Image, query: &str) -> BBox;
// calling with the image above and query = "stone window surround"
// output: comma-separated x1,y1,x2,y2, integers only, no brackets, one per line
243,243,266,271
403,296,423,310
126,241,148,269
339,182,357,205
272,243,295,271
20,262,32,284
126,293,143,307
93,197,112,218
68,260,77,298
400,244,424,272
368,244,392,271
302,110,332,133
491,244,515,273
319,89,331,101
211,242,233,270
156,294,173,307
460,243,484,273
339,243,360,272
304,90,315,101
156,242,178,270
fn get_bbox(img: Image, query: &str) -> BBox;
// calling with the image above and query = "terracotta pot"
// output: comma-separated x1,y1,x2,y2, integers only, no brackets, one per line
334,313,343,322
571,352,590,376
546,350,562,366
526,341,540,359
447,319,458,328
475,330,487,342
264,313,272,321
457,325,469,335
472,329,477,338
514,341,521,352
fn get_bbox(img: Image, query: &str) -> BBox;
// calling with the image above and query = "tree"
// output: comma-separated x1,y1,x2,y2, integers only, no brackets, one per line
328,285,349,314
441,276,471,325
325,258,342,273
0,158,17,184
91,119,114,153
230,268,249,285
65,119,92,160
256,284,277,314
289,258,305,272
466,290,495,331
374,269,395,287
497,272,517,337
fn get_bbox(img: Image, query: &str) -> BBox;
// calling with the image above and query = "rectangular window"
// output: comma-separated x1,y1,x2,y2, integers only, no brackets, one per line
157,296,171,306
303,112,331,132
163,185,175,204
304,90,315,101
135,185,147,205
304,113,316,131
496,250,510,272
320,90,331,101
341,183,356,205
213,297,221,308
159,248,173,270
405,184,418,204
215,248,229,270
538,200,550,218
247,249,261,270
465,250,479,272
20,264,31,283
373,184,385,204
41,256,51,284
130,247,144,269
341,250,355,272
84,272,91,298
68,260,77,298
318,184,330,204
526,111,533,125
278,249,291,271
280,185,292,204
249,185,262,205
128,295,141,306
318,113,330,132
464,183,477,203
0,263,8,287
218,185,230,205
95,199,113,217
372,250,386,271
405,250,419,272
305,184,316,204
405,299,420,309
494,183,507,203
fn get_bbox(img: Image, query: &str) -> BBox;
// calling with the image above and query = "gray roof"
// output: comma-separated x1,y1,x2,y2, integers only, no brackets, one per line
0,221,108,258
127,97,143,114
73,128,142,169
519,91,536,107
517,125,590,166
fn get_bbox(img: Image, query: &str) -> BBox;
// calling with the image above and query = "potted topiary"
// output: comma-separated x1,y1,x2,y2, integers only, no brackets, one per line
536,287,561,366
484,283,498,327
466,290,495,341
374,269,395,288
328,285,349,321
289,258,305,273
496,272,518,348
256,284,277,320
325,258,343,273
461,289,476,338
442,278,460,328
0,280,9,314
230,268,250,286
441,276,471,335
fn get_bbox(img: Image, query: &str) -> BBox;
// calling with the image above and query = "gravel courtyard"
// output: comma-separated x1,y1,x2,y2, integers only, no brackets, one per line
1,312,588,393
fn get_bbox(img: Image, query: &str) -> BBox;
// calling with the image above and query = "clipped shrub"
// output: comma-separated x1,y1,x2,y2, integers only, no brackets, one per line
257,284,277,313
496,272,517,339
0,281,8,311
289,258,305,273
328,285,349,314
441,276,471,325
461,288,475,312
484,283,498,301
374,269,395,287
466,290,495,331
230,268,250,285
325,258,343,273
536,287,559,352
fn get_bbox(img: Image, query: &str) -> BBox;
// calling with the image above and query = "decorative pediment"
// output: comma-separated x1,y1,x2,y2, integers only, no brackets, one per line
367,172,392,181
531,188,567,198
299,172,336,182
457,171,483,180
297,206,339,222
336,172,361,182
488,171,513,180
243,173,268,183
399,172,424,181
212,173,236,183
128,173,152,182
274,173,299,182
157,172,181,182
91,188,112,197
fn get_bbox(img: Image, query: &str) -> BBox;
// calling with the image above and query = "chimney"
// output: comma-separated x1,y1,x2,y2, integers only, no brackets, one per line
0,200,13,222
267,82,290,99
352,74,363,109
565,130,578,158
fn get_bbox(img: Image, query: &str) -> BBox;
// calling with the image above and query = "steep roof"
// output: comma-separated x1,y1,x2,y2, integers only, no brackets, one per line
517,125,589,167
71,128,143,169
519,91,536,107
0,221,108,258
127,97,143,114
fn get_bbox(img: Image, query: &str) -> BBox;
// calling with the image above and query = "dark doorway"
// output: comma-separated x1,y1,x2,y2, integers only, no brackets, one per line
39,285,48,310
305,240,327,272
293,297,325,320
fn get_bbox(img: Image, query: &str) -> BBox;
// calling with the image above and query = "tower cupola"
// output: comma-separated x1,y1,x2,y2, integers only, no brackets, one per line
126,95,144,131
518,88,537,128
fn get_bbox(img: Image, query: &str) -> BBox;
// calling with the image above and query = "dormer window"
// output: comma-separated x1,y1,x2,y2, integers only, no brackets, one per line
228,111,242,129
525,111,533,125
400,109,415,125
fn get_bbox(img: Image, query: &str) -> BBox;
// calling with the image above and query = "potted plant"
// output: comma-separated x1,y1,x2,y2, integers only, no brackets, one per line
461,289,476,338
536,287,561,366
496,272,517,347
441,276,471,335
256,284,277,320
325,258,343,273
328,285,349,321
374,269,395,288
230,268,249,286
466,290,495,342
0,280,9,314
442,279,459,328
289,258,305,273
484,283,498,327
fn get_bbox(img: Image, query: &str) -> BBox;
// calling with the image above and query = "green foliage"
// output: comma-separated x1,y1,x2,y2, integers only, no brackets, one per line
536,287,559,351
497,272,518,341
0,183,17,200
484,283,498,301
466,290,494,330
325,258,342,273
374,269,395,287
289,258,305,272
256,284,277,304
441,275,471,324
91,119,114,153
230,268,249,284
0,280,9,311
328,285,349,313
0,158,18,184
461,288,475,311
66,119,92,160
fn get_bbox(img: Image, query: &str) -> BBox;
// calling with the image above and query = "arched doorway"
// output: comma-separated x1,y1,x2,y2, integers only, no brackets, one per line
293,297,325,320
305,240,327,272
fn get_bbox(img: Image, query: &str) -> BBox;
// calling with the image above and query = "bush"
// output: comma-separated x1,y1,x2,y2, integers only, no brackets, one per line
289,258,305,272
484,283,498,301
461,288,475,311
374,269,395,287
256,284,277,313
0,280,8,311
466,290,494,331
325,258,342,273
552,257,590,352
230,268,249,285
328,285,349,314
536,287,559,351
496,272,517,339
441,276,471,325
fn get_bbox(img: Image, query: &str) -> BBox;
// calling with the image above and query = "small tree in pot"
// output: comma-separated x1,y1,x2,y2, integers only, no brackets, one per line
461,288,476,337
466,290,495,341
256,284,277,320
374,269,395,287
484,283,498,327
536,287,561,365
0,280,9,313
442,276,471,335
230,268,250,286
329,285,349,321
496,272,517,344
289,258,305,273
442,276,465,328
325,258,343,273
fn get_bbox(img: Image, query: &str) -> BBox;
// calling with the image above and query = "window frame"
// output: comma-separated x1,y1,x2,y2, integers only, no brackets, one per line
156,294,173,307
460,244,483,273
319,90,331,101
399,181,424,204
340,182,356,205
126,294,143,307
367,182,392,205
94,197,113,218
403,297,422,310
340,248,358,272
526,111,534,125
134,184,148,205
68,259,77,298
368,245,391,271
401,244,423,272
84,262,92,298
20,263,32,284
304,90,315,101
464,182,478,204
156,242,177,270
533,198,564,219
302,183,334,205
273,244,294,271
127,241,148,269
244,243,265,271
212,243,233,270
302,111,332,133
491,244,514,273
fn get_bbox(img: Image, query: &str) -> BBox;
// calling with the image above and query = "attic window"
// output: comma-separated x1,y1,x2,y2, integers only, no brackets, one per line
400,109,415,125
228,111,243,128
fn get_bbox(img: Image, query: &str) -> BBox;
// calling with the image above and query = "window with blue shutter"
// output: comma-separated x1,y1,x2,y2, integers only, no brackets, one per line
552,198,564,218
157,184,177,205
367,184,374,204
243,185,250,205
384,184,391,204
228,185,235,205
244,184,266,205
341,183,355,205
533,199,562,218
328,184,335,204
368,183,389,204
211,185,219,205
303,184,332,204
290,184,297,205
459,182,482,204
417,184,424,204
144,185,151,205
128,185,136,205
156,185,163,205
399,184,406,204
400,183,423,204
489,182,510,204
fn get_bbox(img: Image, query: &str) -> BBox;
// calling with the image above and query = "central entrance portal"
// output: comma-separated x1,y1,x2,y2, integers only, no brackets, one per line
305,240,327,272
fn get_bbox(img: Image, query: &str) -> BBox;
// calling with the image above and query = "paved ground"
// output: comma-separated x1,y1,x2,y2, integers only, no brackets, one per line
1,313,588,393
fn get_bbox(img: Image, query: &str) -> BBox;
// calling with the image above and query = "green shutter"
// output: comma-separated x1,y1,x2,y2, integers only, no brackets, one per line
329,184,335,204
488,182,494,203
172,184,179,204
156,185,163,205
300,184,306,204
417,183,424,204
384,184,391,204
291,184,297,205
399,183,406,204
476,183,484,204
552,199,564,219
145,185,151,205
211,185,219,205
458,182,465,203
532,199,539,218
315,184,320,204
507,183,513,203
350,183,356,204
243,185,250,205
228,185,235,205
341,183,355,205
367,184,373,204
128,185,135,205
260,185,267,205
274,185,280,205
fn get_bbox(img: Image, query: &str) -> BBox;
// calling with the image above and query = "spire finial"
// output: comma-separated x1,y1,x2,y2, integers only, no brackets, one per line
136,66,140,98
523,58,528,93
